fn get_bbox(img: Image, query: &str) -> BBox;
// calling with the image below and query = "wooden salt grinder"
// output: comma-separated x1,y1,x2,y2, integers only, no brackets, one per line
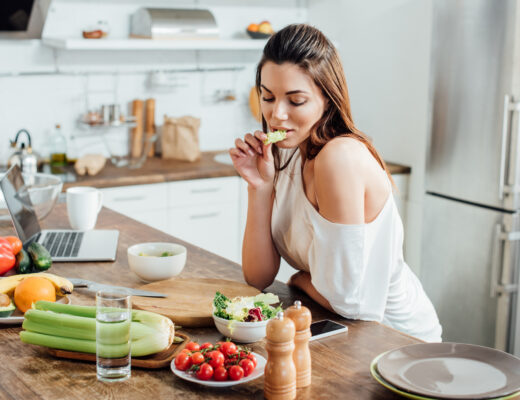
264,311,296,400
285,300,312,388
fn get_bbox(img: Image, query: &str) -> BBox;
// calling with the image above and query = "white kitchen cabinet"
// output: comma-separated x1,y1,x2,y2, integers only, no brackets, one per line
100,177,241,263
101,183,169,233
168,203,239,262
167,177,240,262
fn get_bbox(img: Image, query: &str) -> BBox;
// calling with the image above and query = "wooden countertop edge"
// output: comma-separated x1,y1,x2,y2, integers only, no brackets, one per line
58,151,410,191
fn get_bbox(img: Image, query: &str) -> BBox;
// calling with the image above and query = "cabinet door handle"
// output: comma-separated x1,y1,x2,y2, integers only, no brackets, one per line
190,188,220,194
112,196,146,202
189,212,220,220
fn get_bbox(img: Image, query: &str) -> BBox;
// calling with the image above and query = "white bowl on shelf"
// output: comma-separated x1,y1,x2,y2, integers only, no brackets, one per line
127,242,187,283
212,314,268,343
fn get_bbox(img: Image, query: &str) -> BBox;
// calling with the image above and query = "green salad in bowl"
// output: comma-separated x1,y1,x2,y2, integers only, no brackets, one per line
212,292,282,343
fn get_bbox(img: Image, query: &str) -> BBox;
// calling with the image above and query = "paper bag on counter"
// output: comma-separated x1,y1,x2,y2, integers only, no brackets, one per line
162,115,201,162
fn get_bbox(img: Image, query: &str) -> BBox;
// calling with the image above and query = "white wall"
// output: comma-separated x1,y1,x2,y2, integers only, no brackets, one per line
0,0,306,163
308,0,433,274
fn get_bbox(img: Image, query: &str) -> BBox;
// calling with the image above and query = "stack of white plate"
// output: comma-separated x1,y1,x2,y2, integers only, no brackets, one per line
371,343,520,400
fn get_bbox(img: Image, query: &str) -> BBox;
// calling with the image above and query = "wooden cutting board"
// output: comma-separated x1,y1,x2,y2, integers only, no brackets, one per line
132,278,260,327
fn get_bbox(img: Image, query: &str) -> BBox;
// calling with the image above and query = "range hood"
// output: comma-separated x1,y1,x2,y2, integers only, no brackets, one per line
0,0,50,39
130,8,219,40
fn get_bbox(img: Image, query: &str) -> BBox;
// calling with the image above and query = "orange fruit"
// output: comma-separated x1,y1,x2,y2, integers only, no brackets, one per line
14,277,56,313
247,23,259,32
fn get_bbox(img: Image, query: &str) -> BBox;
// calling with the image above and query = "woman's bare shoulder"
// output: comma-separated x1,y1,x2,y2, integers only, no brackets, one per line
315,136,372,173
313,136,367,224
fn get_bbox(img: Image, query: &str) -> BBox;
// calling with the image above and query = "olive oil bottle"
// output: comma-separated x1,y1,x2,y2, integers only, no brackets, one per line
49,124,67,174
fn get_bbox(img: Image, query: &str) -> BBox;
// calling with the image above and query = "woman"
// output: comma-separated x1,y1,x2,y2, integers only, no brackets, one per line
230,24,441,342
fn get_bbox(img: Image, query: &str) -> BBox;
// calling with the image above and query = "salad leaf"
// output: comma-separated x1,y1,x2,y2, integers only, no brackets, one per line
213,292,231,319
263,130,286,145
212,291,281,322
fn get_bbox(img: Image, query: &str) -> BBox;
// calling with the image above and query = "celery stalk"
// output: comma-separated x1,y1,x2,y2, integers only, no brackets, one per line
20,331,130,358
21,302,176,357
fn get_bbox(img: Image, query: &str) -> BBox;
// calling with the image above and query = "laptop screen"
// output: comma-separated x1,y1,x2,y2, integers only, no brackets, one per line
0,165,41,243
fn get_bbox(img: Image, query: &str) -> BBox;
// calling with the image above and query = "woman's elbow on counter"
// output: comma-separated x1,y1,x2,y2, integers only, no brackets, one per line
242,270,274,292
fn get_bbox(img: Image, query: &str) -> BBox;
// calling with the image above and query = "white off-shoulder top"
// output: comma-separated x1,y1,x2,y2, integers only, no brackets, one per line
271,149,442,342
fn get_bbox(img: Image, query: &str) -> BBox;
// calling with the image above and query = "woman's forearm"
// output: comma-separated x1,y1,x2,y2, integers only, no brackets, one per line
242,185,280,290
290,271,334,312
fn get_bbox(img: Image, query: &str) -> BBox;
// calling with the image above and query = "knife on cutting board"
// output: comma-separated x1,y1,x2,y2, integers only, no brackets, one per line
68,278,168,298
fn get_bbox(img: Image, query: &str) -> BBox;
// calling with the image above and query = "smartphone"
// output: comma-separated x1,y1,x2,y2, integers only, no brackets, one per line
309,319,348,341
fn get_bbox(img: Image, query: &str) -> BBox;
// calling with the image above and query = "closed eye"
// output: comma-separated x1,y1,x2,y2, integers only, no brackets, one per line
262,97,274,102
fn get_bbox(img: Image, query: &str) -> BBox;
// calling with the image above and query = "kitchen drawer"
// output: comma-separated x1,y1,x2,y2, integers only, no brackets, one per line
167,177,239,208
167,203,239,262
126,209,170,234
101,183,168,212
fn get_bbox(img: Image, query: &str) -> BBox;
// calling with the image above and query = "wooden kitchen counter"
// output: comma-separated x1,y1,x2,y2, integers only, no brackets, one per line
0,205,419,400
60,151,410,191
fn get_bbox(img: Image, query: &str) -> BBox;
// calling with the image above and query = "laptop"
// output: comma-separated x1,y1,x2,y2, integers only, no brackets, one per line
0,165,119,262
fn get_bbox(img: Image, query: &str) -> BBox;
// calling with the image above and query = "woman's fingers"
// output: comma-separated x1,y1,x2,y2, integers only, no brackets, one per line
234,137,255,156
229,147,245,158
253,130,268,145
245,132,263,154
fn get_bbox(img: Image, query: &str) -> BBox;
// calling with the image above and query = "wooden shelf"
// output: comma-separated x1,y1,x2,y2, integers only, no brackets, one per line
42,37,267,51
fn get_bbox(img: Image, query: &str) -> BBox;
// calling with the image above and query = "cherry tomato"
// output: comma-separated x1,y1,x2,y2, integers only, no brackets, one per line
195,363,213,381
4,237,22,255
186,341,200,352
247,353,257,368
200,342,213,350
179,348,191,355
220,341,238,357
213,366,228,381
228,365,244,381
239,359,255,377
206,350,224,369
191,351,205,365
174,353,192,371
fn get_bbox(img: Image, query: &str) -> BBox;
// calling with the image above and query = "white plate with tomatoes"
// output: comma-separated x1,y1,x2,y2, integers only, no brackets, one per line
170,341,266,387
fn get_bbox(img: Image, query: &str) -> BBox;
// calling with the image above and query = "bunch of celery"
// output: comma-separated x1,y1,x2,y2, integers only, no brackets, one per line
20,301,175,358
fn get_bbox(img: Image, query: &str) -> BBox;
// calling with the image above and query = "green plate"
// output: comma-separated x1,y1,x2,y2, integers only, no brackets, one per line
370,352,520,400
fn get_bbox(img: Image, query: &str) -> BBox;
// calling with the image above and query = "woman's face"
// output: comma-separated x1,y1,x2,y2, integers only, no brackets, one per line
260,61,328,149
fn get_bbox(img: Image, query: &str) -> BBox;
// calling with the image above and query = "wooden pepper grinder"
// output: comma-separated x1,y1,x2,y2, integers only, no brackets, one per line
264,311,296,400
285,300,312,388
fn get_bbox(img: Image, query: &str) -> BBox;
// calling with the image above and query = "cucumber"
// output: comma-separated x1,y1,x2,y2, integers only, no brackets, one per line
27,242,52,271
15,248,33,274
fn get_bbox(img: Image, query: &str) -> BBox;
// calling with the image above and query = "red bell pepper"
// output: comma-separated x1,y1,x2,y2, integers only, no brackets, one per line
0,240,15,275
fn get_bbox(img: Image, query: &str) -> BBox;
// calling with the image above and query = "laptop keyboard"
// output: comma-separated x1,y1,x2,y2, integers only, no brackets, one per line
42,232,84,258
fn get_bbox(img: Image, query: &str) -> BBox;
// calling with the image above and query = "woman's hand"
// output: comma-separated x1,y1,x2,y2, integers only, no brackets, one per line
229,130,275,190
288,271,334,312
287,271,311,291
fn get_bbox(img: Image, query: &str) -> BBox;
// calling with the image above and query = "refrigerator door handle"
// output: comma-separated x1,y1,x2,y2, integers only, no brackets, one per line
491,224,504,297
500,95,520,200
491,224,520,297
499,95,510,200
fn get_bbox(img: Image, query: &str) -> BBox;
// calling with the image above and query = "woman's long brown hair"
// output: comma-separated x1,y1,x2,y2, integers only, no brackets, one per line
255,24,393,183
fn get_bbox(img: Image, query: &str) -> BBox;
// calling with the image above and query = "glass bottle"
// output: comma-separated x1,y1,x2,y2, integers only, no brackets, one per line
49,124,67,174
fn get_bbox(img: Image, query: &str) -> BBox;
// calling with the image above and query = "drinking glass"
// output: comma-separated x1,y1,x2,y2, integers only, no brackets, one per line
96,291,131,382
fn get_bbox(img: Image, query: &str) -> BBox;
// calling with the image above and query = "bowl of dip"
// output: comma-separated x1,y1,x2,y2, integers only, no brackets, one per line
127,242,187,282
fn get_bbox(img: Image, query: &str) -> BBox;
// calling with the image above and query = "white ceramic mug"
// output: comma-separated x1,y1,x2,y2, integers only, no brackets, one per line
66,186,103,230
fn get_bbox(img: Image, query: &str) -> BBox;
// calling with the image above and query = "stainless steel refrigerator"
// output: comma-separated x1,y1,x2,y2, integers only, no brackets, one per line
421,0,520,355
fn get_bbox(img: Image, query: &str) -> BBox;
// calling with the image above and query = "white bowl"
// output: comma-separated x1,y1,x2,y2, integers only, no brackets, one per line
212,314,268,343
127,242,187,283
